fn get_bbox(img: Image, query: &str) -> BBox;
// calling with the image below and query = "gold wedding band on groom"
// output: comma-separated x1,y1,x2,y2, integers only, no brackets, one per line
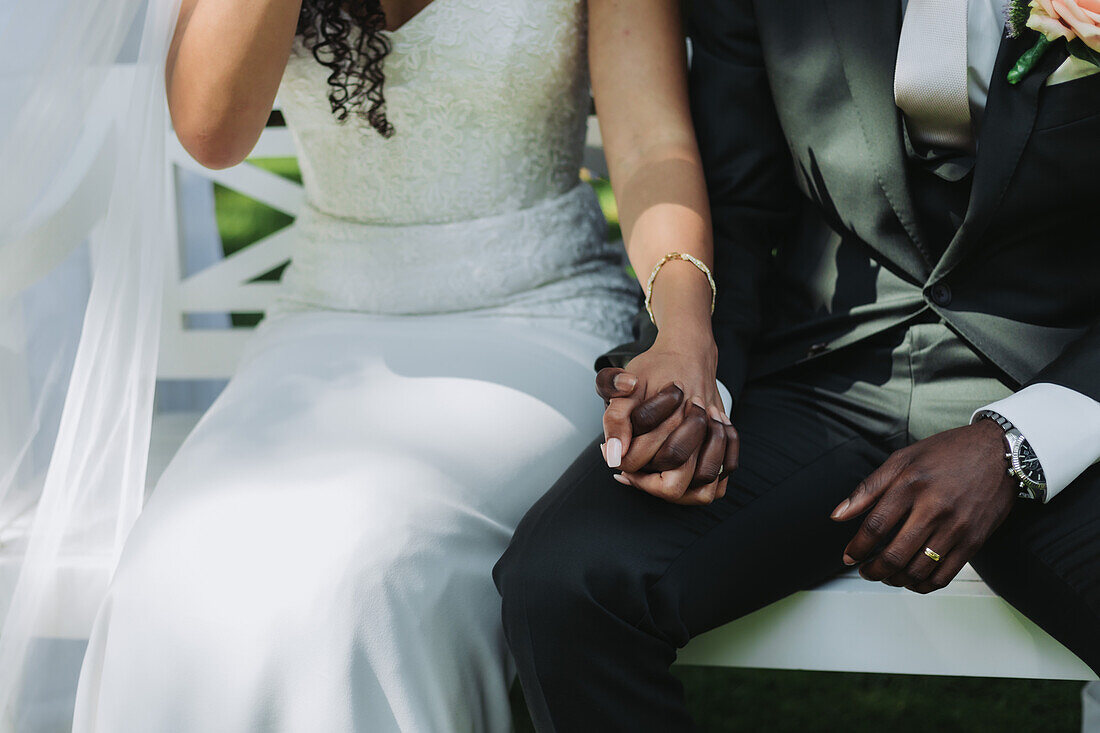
924,547,943,563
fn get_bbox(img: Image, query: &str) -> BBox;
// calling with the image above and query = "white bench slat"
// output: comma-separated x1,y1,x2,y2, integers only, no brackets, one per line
168,143,304,216
178,228,294,310
179,280,284,313
246,126,298,159
678,572,1096,681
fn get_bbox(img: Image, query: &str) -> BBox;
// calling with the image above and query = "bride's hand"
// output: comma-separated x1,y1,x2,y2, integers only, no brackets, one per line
596,332,738,505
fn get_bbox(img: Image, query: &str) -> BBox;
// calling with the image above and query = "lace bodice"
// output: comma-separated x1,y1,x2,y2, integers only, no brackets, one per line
272,0,638,341
279,0,591,225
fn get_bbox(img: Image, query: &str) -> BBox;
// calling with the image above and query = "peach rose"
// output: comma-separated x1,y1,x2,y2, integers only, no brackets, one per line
1028,0,1100,52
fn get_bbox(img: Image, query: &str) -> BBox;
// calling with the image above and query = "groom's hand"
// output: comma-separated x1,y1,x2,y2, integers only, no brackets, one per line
596,366,737,505
596,367,687,463
830,420,1018,594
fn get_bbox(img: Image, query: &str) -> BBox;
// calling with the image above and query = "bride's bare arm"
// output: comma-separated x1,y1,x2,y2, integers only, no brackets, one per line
589,0,736,505
167,0,303,169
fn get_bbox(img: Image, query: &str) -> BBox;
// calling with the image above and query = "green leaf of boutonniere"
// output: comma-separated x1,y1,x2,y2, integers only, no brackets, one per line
1067,37,1100,68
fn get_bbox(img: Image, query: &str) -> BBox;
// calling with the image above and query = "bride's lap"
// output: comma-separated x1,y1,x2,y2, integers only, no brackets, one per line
79,311,612,730
125,310,610,578
149,310,609,511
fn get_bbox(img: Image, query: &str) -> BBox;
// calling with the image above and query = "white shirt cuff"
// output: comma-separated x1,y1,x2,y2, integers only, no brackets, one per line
971,383,1100,502
717,380,732,415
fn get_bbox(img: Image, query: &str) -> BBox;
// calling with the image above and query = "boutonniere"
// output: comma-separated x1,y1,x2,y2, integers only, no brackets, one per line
1007,0,1100,84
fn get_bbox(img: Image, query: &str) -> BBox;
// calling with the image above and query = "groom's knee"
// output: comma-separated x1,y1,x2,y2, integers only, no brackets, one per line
494,447,651,648
495,498,613,639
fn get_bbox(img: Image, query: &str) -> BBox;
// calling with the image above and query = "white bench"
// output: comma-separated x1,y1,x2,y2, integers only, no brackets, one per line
153,114,1096,685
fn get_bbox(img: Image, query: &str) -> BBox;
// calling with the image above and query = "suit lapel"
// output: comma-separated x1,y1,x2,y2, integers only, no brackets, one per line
823,0,931,282
931,29,1068,281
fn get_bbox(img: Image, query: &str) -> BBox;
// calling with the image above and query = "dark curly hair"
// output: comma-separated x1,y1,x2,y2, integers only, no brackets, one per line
297,1,394,137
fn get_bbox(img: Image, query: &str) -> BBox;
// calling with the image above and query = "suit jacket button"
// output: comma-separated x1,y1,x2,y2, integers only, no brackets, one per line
929,283,953,307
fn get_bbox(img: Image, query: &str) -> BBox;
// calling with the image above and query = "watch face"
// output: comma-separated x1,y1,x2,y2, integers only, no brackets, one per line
1017,441,1046,484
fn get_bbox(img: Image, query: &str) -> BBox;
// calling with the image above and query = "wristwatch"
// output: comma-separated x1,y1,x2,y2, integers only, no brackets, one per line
974,410,1048,502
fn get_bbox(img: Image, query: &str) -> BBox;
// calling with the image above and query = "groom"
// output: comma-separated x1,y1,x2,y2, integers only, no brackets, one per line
495,0,1100,729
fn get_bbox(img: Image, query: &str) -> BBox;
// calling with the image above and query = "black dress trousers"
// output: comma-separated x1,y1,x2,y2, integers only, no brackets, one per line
494,320,1100,732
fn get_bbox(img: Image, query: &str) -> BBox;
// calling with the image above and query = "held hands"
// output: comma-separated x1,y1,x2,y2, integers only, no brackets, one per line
599,343,1017,592
831,420,1018,594
595,334,738,506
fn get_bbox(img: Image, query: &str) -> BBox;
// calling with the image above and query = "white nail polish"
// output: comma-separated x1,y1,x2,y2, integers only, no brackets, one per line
605,438,622,468
613,373,637,392
612,473,631,486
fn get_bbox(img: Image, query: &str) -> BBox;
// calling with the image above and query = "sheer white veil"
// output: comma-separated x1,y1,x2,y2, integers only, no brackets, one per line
0,0,179,728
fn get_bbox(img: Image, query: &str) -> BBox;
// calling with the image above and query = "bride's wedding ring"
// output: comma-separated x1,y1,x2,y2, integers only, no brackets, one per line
924,547,942,563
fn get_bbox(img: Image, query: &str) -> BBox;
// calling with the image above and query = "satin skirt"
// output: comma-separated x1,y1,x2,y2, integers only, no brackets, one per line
72,309,617,732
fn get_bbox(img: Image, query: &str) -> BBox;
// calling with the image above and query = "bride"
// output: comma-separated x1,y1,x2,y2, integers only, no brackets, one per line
66,0,723,730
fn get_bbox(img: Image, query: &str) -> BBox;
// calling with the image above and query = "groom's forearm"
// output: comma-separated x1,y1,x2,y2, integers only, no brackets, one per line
687,0,799,401
1024,318,1100,403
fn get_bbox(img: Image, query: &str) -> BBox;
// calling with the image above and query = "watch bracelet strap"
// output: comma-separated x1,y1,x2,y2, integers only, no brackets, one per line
974,409,1047,502
974,409,1014,433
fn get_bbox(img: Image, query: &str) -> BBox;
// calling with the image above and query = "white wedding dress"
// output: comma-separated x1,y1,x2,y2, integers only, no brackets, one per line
71,1,636,730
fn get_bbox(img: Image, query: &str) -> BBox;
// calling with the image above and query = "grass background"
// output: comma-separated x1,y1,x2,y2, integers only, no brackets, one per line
512,669,1084,731
214,159,1087,732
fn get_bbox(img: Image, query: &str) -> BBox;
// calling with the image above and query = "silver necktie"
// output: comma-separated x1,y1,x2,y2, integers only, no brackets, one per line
894,0,974,151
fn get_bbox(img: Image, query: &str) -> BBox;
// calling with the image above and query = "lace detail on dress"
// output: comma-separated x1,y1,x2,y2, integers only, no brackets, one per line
272,0,638,342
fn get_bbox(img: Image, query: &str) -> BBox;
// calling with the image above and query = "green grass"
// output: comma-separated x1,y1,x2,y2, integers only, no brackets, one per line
510,669,1083,732
214,163,1087,732
674,668,1081,732
214,157,301,258
212,157,301,325
589,175,622,243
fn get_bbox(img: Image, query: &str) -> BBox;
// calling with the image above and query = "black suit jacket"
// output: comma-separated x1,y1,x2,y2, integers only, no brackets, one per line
602,0,1100,406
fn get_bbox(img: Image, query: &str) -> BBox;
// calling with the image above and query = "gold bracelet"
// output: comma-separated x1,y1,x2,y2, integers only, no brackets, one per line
644,252,717,327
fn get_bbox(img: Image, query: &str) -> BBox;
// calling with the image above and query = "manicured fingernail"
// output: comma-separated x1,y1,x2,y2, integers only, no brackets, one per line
843,554,856,566
613,373,637,391
831,499,850,520
600,442,607,460
719,412,732,426
707,405,724,422
612,473,631,486
605,438,622,468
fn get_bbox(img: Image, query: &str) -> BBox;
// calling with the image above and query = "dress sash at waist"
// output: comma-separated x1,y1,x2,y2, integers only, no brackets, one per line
276,183,619,316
